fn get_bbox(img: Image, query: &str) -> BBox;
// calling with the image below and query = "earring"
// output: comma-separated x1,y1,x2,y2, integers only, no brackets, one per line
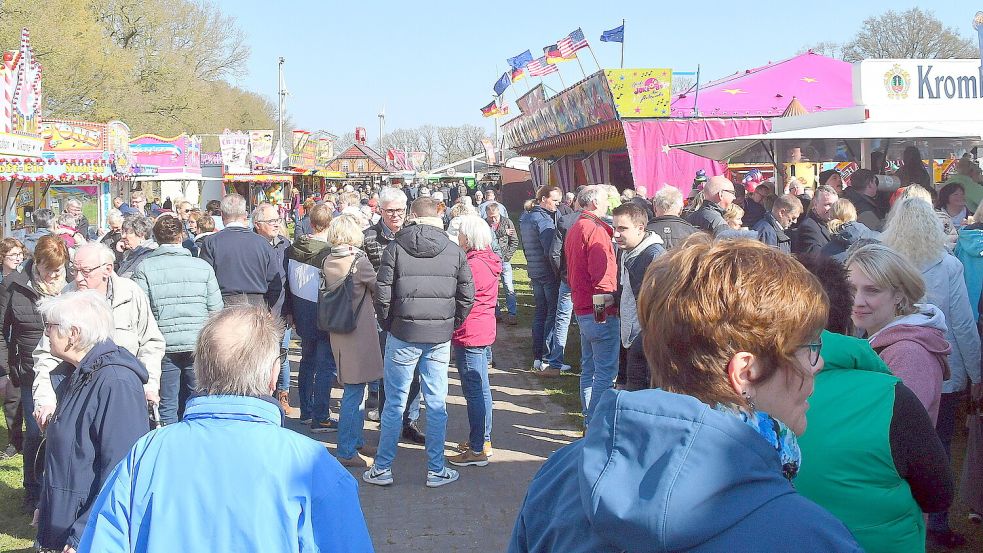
742,389,756,410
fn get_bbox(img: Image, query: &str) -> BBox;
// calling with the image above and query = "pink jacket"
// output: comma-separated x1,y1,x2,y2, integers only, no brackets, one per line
452,248,501,347
869,308,951,424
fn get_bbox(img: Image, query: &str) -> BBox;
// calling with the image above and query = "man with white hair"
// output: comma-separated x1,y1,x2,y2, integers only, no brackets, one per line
64,198,90,239
78,306,373,552
793,184,839,255
629,185,654,220
31,242,165,428
685,175,736,235
646,187,697,249
199,194,281,308
364,187,408,271
563,185,620,422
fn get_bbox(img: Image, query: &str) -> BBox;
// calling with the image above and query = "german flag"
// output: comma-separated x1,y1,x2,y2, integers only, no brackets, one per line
544,43,572,64
480,101,500,118
511,66,525,83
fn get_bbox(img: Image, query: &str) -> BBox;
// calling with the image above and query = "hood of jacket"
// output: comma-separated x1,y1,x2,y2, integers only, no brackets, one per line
77,339,149,384
394,219,451,258
577,389,806,552
869,303,951,356
288,234,330,265
622,231,663,266
957,227,983,257
830,221,880,247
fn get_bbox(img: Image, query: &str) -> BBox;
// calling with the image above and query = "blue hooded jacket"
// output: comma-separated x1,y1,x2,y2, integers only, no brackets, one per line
78,395,373,552
509,389,862,553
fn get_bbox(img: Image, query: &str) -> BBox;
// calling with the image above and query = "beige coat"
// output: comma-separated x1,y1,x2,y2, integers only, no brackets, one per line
322,253,383,385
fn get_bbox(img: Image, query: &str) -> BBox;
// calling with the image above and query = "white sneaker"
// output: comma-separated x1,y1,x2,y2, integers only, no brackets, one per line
552,364,572,372
532,359,543,370
426,467,460,488
362,465,394,486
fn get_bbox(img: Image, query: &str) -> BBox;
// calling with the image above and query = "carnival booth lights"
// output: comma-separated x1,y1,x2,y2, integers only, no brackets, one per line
504,52,854,198
129,132,211,206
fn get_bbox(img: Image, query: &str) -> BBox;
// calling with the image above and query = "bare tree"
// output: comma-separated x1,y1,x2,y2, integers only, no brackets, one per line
798,41,845,59
417,125,438,171
840,8,976,62
437,126,462,166
458,124,488,157
671,76,696,95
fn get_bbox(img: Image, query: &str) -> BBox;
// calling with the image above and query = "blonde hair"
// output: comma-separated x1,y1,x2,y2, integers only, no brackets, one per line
827,199,857,234
723,204,744,228
324,214,365,247
881,197,946,269
845,243,926,316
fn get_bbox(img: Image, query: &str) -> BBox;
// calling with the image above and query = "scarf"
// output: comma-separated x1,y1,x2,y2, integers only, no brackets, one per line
715,403,801,481
31,264,67,297
330,244,364,258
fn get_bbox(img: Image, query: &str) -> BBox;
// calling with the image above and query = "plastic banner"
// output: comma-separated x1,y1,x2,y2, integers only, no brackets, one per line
249,130,274,166
220,130,250,173
605,69,672,118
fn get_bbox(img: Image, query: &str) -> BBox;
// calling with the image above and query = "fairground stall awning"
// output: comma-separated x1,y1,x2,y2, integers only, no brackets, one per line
223,173,294,183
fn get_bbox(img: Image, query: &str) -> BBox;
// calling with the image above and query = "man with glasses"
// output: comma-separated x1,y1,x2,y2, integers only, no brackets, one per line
252,203,293,416
685,175,736,236
31,242,164,430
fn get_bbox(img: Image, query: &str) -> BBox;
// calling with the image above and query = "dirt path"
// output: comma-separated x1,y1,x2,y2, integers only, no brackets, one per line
286,322,580,552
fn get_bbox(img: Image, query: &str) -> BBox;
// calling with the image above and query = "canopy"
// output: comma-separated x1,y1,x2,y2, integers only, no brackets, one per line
672,121,983,161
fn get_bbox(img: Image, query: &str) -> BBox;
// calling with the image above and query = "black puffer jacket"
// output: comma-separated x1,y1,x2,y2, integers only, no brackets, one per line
0,262,46,387
685,200,728,235
646,216,697,249
375,218,475,344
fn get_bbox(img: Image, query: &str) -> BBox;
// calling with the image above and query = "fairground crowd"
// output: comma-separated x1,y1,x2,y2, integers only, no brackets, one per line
0,151,981,551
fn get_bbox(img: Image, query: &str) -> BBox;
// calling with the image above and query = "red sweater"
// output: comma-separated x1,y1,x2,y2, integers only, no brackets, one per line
564,212,618,316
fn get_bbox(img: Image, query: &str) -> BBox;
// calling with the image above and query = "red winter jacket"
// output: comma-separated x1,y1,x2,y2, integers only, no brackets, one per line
564,212,618,316
452,247,502,347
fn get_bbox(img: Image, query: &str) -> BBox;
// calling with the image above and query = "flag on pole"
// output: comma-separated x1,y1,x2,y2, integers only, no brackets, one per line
527,56,558,76
511,66,526,83
493,72,511,96
544,43,573,64
558,28,589,58
507,50,533,70
480,100,500,117
600,24,625,43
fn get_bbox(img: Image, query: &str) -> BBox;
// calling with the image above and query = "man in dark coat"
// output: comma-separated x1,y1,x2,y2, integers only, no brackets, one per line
752,194,803,255
793,185,839,255
519,185,564,373
365,197,474,488
685,176,735,235
841,169,885,231
647,186,697,249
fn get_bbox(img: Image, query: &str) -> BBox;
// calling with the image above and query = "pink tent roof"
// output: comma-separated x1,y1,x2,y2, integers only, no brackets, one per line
669,52,853,118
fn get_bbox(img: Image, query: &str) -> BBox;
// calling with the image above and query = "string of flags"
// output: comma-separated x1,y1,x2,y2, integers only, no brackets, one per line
480,23,626,117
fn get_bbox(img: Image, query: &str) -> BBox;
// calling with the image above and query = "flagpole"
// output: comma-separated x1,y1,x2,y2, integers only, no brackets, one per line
586,44,602,72
620,19,625,68
575,54,587,79
556,70,566,90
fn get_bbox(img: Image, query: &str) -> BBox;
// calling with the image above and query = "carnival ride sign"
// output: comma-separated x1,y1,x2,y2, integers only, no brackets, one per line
0,158,115,180
249,130,275,166
130,133,201,175
503,71,618,147
220,130,250,173
40,120,106,151
0,28,44,157
605,68,672,118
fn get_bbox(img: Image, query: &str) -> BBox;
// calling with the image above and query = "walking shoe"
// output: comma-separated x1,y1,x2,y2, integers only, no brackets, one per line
310,418,339,433
447,449,489,467
337,453,370,468
401,421,426,444
455,440,493,457
299,416,313,425
365,408,380,422
426,467,459,488
532,359,543,370
276,390,291,414
362,465,394,486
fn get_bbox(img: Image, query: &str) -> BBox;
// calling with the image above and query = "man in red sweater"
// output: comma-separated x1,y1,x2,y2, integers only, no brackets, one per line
563,185,620,423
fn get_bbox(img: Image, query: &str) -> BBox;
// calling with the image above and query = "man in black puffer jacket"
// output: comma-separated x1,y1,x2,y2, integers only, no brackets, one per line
366,197,475,488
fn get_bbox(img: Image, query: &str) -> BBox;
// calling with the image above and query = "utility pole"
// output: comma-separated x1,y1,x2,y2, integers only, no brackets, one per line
378,107,385,152
278,57,286,170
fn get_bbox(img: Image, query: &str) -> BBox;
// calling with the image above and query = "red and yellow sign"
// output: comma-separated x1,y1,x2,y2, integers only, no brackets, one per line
223,173,293,183
40,119,106,151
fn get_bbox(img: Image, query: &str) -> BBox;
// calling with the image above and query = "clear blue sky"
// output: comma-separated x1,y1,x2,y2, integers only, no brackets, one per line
216,0,973,140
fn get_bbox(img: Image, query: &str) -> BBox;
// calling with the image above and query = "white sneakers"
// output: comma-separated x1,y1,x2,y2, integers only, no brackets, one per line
362,465,460,488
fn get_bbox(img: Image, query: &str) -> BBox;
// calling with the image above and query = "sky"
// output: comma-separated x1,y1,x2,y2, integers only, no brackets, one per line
215,0,972,141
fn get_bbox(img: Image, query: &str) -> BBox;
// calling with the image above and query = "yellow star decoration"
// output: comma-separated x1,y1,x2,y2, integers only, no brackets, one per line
801,77,818,83
722,88,746,95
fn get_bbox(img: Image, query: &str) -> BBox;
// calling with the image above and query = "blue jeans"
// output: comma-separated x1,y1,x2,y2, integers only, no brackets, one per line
454,345,492,451
495,261,517,317
298,332,337,423
337,383,367,458
531,278,559,361
550,281,573,367
20,383,41,503
374,336,450,472
277,328,292,393
160,351,196,424
577,314,621,422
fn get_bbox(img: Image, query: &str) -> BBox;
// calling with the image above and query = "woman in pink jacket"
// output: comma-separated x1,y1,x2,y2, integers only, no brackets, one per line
447,215,501,468
847,244,950,424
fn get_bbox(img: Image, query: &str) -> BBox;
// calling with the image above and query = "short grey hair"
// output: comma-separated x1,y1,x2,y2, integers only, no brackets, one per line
378,187,407,207
121,215,153,239
579,185,607,208
65,198,83,210
76,242,117,265
56,211,78,227
106,209,124,227
36,290,114,351
220,194,248,220
815,184,838,200
652,187,684,214
456,215,493,251
195,305,284,397
251,202,277,221
33,208,55,229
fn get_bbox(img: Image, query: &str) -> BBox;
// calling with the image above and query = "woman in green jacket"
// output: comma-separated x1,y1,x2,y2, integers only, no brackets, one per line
794,254,953,553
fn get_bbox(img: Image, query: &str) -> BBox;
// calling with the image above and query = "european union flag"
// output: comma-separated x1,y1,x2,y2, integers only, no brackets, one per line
493,72,511,96
600,24,624,43
507,50,533,71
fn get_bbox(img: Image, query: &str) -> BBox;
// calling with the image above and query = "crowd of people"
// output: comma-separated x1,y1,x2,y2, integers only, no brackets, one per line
0,156,980,550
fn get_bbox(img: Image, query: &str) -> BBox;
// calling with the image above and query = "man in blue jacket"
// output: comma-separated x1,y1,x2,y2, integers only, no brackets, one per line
751,193,802,255
519,185,563,374
78,305,374,552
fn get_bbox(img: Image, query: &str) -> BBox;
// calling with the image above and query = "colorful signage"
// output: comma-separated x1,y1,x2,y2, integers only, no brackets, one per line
605,68,673,118
223,173,293,183
106,120,132,174
855,59,983,106
40,119,106,151
503,71,618,147
220,129,250,173
249,130,274,166
130,133,202,175
0,28,44,157
0,157,116,181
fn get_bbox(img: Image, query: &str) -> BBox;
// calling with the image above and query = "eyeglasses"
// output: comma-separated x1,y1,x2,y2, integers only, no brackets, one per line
800,336,823,367
70,262,109,277
42,321,60,336
4,252,23,259
720,189,737,197
383,208,405,216
254,218,282,225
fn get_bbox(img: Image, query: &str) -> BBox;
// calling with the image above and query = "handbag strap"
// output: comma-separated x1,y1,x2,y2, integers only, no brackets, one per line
324,252,363,291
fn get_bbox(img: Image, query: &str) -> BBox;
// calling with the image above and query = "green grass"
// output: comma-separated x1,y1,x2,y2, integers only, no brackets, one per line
0,413,35,552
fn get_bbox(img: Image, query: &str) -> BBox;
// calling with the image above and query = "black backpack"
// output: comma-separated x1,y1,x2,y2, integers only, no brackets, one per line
317,254,369,334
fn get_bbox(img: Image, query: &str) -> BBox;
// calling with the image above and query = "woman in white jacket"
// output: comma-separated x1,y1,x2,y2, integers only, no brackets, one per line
882,196,982,547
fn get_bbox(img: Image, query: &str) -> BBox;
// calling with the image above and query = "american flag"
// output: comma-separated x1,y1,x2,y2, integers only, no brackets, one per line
558,28,588,58
527,56,557,77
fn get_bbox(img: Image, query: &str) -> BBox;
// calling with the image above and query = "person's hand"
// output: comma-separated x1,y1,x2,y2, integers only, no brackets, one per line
34,403,55,430
63,545,76,553
972,382,982,402
145,390,160,405
603,294,615,307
